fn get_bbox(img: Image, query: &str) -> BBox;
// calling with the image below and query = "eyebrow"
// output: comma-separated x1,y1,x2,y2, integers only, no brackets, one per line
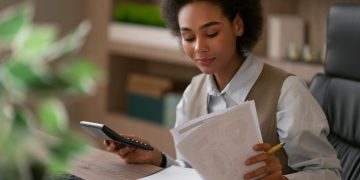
180,21,222,32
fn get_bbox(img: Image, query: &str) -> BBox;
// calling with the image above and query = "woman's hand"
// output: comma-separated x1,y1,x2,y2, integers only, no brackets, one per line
103,134,163,167
244,143,287,180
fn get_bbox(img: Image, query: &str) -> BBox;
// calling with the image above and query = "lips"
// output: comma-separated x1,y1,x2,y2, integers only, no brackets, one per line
196,57,215,65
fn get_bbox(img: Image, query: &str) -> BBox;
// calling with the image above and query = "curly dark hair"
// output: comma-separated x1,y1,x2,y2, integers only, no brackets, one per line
161,0,263,55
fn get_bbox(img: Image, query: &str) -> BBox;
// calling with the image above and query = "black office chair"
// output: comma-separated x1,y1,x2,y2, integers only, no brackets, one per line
309,3,360,180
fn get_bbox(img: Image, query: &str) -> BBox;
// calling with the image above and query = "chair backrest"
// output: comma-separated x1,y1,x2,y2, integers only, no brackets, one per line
309,3,360,180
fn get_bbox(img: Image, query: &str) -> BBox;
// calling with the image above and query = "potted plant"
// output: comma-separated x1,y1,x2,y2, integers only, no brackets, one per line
0,3,101,179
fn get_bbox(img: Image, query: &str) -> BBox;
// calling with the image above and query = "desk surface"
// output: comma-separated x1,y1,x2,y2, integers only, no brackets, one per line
70,147,162,180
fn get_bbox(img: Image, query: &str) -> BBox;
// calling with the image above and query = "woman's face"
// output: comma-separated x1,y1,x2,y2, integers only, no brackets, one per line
178,1,244,75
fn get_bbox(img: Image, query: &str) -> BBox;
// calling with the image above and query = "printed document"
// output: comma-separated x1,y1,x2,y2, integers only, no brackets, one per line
138,165,201,180
171,101,264,180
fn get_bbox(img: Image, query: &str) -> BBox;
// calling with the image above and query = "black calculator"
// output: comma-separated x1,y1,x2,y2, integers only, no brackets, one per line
80,121,153,150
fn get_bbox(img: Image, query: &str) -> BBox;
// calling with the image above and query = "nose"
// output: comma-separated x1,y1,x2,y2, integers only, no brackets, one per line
194,37,209,53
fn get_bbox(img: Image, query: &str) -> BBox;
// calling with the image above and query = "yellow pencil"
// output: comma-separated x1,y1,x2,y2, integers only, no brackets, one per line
267,142,285,154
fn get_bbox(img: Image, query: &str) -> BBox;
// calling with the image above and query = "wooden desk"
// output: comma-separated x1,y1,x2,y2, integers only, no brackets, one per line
69,147,162,180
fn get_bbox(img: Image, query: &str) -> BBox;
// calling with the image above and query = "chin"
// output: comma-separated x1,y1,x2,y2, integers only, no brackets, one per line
197,67,215,75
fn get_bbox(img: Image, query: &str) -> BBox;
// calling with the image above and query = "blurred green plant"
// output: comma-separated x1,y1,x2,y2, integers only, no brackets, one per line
113,2,165,27
0,3,100,179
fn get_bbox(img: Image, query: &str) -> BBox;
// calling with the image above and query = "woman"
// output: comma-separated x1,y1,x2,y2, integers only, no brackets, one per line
105,0,341,179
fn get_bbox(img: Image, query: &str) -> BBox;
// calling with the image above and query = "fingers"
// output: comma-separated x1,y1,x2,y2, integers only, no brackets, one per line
245,143,273,166
123,149,148,164
104,140,109,146
245,146,283,180
118,146,136,158
104,141,120,152
103,139,146,164
244,156,282,179
102,135,156,165
103,140,126,152
246,153,271,165
253,143,272,152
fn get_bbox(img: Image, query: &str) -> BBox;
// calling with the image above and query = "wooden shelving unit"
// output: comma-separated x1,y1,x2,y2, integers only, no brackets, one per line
108,22,323,83
108,23,192,66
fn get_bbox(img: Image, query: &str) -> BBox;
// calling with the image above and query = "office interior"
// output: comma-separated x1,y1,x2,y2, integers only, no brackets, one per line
0,0,359,179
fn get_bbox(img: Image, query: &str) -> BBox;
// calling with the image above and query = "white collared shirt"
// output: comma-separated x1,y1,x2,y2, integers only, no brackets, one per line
166,55,341,180
206,54,263,113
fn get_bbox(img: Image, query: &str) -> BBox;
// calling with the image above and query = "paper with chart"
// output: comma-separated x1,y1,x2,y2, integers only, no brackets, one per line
171,101,264,180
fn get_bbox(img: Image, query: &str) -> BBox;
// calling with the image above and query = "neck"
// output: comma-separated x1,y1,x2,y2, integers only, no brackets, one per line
214,55,245,92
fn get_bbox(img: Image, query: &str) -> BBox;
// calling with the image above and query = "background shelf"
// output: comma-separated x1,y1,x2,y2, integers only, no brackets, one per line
108,22,323,83
108,22,193,66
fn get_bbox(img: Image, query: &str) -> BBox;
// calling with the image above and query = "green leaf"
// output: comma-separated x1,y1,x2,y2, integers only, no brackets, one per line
2,58,67,102
0,100,14,145
46,21,90,60
59,59,100,94
30,76,69,90
3,59,45,87
0,107,27,155
47,133,88,173
0,68,27,104
0,3,32,44
2,58,68,90
13,25,57,61
37,98,68,134
13,109,28,129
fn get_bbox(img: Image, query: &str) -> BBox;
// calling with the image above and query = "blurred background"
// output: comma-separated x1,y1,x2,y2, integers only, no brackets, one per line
1,0,360,160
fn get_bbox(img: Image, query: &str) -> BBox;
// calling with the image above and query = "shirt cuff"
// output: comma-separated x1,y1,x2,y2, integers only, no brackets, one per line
163,153,179,168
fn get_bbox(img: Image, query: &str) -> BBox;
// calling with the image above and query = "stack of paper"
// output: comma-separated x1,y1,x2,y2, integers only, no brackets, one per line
170,101,264,180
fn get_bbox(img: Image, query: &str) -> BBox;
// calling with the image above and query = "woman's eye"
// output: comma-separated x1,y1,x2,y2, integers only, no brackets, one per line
183,37,195,42
207,32,218,38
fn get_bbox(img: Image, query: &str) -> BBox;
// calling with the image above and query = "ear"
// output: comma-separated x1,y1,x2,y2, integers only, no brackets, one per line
233,14,244,37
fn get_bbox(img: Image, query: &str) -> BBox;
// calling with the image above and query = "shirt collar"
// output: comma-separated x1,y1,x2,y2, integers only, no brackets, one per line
206,54,264,104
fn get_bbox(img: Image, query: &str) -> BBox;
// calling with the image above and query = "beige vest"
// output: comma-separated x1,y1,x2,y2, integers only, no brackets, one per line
184,63,295,174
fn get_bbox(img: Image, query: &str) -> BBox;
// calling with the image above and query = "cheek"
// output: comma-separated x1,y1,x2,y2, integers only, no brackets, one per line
215,35,237,56
209,37,230,56
182,42,194,58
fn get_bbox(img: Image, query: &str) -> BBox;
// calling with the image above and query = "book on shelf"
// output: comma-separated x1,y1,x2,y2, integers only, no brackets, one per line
126,73,173,98
126,73,182,126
